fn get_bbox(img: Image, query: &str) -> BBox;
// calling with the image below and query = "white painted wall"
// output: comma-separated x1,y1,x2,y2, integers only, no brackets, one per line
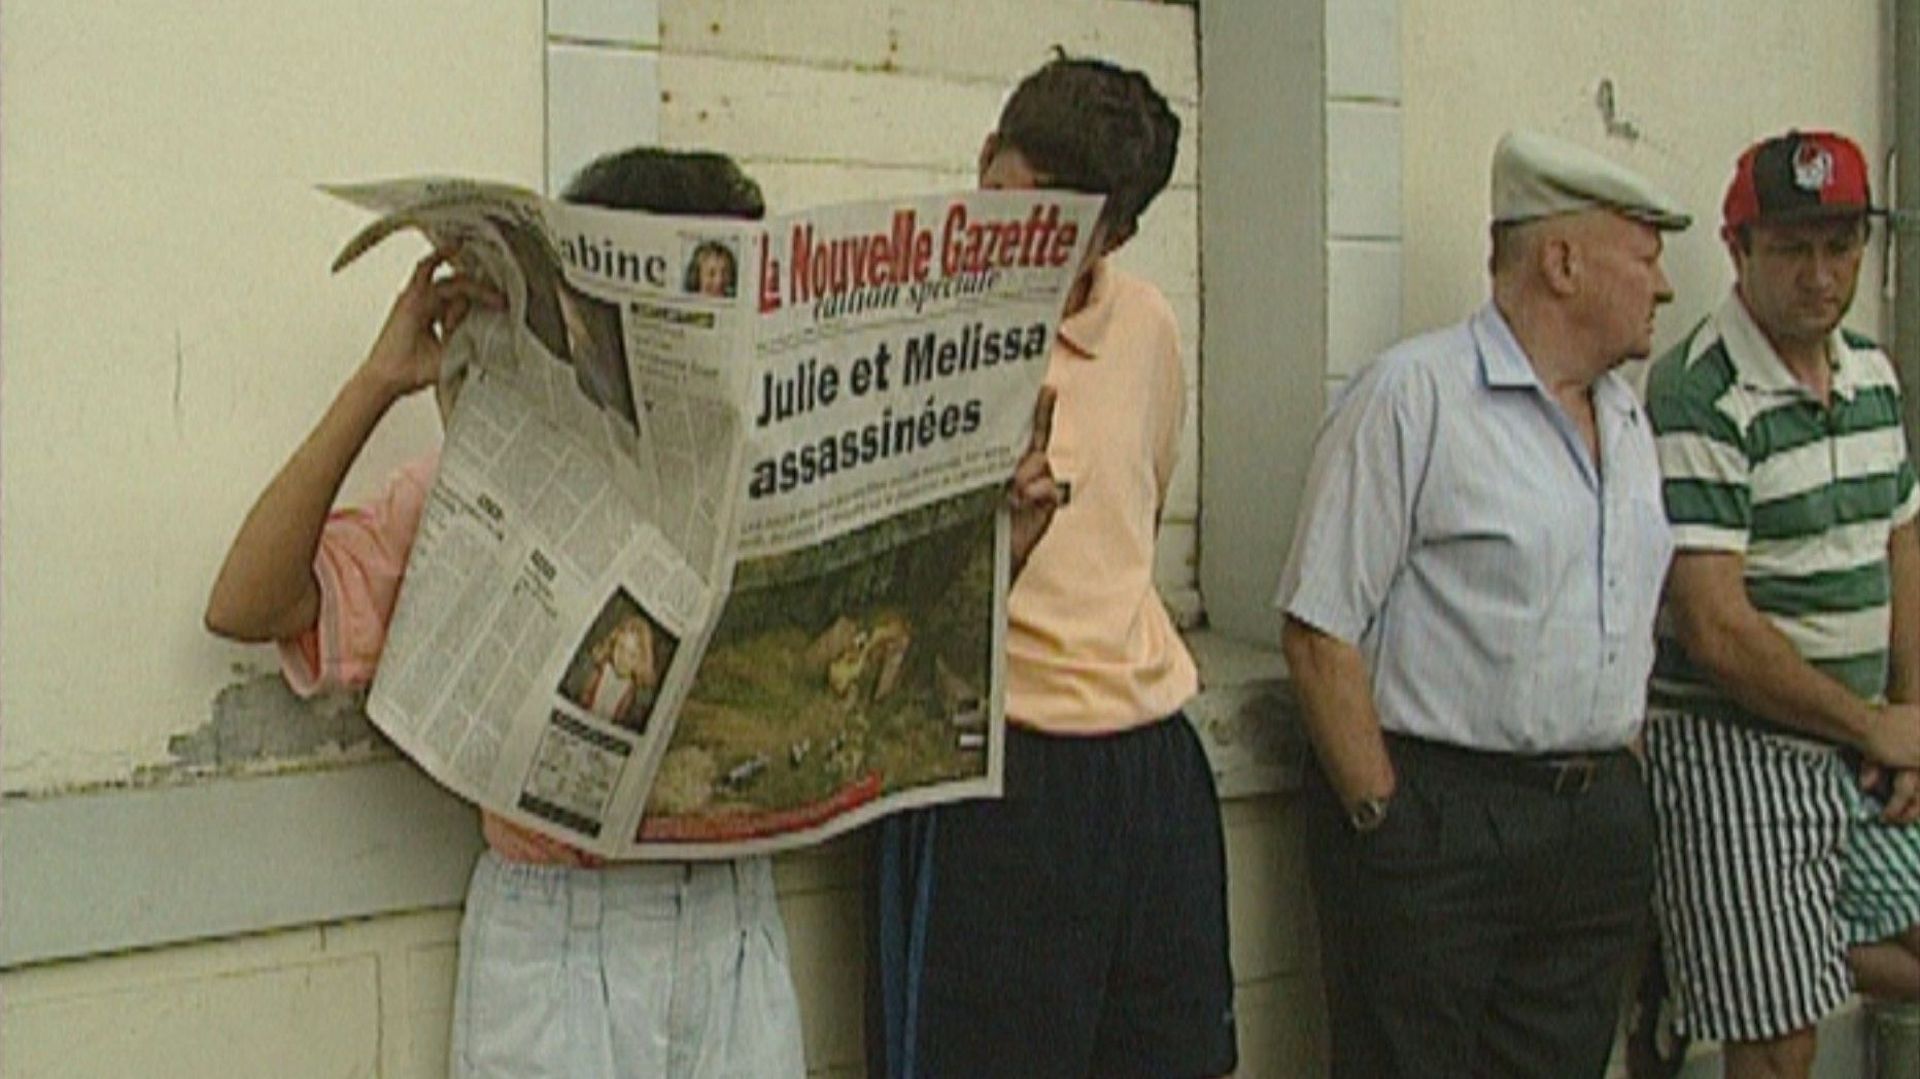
545,0,662,196
1197,0,1407,645
0,0,545,795
1401,0,1890,354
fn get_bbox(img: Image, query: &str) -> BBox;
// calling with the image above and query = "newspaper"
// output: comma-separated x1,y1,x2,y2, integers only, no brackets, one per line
325,177,1100,858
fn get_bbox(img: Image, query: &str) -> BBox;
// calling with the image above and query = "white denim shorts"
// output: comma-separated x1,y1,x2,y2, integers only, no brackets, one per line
451,851,805,1079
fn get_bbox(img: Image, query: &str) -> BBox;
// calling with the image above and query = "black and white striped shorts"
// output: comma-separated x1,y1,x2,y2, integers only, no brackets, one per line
1645,708,1920,1042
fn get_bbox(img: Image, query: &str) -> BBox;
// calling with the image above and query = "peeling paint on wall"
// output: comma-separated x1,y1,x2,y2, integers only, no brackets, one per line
155,671,393,782
4,673,397,800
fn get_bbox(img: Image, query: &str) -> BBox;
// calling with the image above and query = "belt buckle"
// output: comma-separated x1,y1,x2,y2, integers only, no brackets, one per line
1550,757,1598,795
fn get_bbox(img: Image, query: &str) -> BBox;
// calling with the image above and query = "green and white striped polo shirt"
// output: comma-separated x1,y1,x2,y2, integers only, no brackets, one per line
1645,292,1918,722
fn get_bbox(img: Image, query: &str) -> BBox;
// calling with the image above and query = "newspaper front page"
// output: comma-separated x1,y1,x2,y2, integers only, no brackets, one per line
325,179,1099,858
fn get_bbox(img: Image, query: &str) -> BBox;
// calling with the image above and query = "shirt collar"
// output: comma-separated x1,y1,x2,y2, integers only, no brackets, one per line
1056,258,1114,360
1471,302,1542,390
1471,302,1640,420
1714,291,1862,402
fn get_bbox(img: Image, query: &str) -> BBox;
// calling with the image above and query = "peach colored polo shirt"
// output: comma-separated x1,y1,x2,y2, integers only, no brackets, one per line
1006,260,1197,734
278,454,439,697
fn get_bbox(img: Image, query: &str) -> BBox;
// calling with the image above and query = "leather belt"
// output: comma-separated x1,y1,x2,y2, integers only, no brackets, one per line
1385,732,1633,796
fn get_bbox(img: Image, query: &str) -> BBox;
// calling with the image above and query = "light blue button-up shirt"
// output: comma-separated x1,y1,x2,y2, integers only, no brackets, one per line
1276,303,1674,752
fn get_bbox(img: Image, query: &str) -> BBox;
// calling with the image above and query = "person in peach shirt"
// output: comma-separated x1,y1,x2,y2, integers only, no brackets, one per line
868,55,1236,1079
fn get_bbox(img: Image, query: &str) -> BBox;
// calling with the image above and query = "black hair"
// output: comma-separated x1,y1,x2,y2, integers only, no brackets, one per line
993,51,1179,235
562,147,765,219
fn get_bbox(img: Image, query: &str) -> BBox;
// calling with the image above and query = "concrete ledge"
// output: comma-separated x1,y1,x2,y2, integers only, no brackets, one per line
2,630,1303,969
0,761,482,968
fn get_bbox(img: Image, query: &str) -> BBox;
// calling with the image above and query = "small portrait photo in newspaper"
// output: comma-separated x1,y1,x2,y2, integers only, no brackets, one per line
556,587,679,734
681,236,740,299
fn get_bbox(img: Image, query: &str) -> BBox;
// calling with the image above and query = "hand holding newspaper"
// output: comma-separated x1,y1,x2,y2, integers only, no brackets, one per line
324,177,1100,858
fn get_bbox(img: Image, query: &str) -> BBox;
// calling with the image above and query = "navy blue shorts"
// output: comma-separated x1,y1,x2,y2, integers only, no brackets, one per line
868,714,1238,1079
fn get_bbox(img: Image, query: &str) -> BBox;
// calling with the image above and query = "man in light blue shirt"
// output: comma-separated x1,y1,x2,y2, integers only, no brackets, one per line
1275,130,1688,1079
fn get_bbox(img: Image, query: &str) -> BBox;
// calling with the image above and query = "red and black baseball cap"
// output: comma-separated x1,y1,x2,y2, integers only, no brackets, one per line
1722,130,1882,237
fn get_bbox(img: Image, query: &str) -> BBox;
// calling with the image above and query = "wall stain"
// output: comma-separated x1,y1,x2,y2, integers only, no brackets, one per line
1185,674,1308,794
1595,78,1642,143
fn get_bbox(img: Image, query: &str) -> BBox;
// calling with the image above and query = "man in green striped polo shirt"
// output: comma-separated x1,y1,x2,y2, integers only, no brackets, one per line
1640,130,1920,1079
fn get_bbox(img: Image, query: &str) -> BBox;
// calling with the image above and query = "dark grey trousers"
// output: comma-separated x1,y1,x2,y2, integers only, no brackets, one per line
1304,734,1654,1079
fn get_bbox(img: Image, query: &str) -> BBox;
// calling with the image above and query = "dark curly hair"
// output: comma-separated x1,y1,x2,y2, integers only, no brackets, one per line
992,51,1179,236
562,147,765,219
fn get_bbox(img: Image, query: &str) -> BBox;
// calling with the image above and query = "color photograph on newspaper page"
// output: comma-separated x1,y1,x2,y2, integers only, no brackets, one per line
319,180,1099,859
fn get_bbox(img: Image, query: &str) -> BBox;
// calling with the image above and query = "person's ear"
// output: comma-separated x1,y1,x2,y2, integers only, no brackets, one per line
1540,234,1579,296
1721,226,1749,277
977,134,1000,181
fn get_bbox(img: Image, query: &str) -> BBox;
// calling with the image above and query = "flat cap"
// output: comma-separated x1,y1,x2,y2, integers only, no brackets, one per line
1492,130,1691,231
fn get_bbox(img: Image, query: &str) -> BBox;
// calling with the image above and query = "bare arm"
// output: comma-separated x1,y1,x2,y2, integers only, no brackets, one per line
1281,616,1396,810
1888,519,1918,706
1664,548,1920,768
204,253,495,641
1873,521,1920,822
